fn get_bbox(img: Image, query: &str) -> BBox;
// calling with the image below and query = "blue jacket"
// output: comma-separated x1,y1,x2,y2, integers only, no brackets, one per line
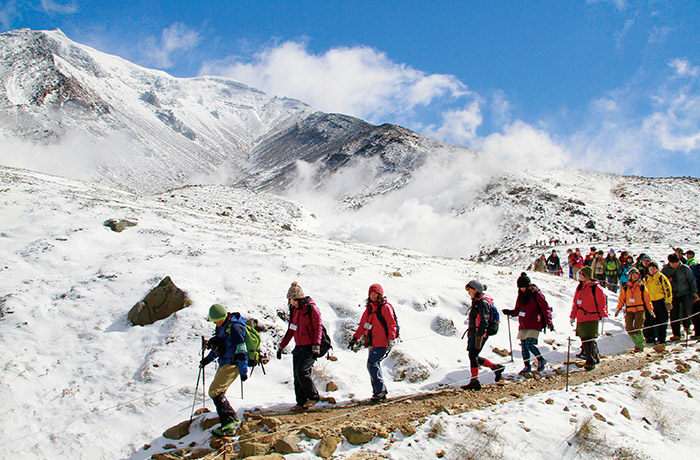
203,313,248,377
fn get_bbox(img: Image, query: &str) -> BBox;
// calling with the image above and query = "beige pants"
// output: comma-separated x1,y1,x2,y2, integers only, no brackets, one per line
625,310,645,334
208,364,239,399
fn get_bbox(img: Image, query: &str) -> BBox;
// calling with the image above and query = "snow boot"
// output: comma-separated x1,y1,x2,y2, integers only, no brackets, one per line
536,357,547,372
371,389,388,401
493,364,505,382
211,422,236,437
461,378,481,391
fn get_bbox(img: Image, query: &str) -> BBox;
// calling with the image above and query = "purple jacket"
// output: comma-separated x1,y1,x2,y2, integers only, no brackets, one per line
508,287,553,331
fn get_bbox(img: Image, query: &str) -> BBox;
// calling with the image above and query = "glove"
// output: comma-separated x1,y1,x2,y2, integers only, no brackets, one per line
666,302,673,311
547,324,555,332
475,337,483,349
241,374,248,382
199,358,209,368
348,337,357,349
276,348,283,360
387,339,395,351
501,309,513,316
312,345,321,357
614,309,620,317
570,318,575,327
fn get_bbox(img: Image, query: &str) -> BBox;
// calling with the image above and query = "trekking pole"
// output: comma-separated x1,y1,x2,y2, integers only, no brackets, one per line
190,366,203,422
201,336,206,411
507,316,514,362
241,378,244,400
566,337,571,392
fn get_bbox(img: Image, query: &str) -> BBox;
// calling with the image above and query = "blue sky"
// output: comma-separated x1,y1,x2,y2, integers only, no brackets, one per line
1,0,699,177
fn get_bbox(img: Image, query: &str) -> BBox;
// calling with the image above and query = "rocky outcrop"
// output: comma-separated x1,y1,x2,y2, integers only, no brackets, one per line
128,276,191,326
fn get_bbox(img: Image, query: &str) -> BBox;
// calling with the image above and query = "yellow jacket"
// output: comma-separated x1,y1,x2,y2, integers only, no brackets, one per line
644,272,673,303
616,280,653,314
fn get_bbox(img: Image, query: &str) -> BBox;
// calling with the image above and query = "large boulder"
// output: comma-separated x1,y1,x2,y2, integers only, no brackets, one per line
162,419,191,440
341,425,375,445
128,276,191,326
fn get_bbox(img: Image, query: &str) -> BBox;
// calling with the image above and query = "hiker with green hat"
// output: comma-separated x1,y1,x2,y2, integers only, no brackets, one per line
199,304,249,436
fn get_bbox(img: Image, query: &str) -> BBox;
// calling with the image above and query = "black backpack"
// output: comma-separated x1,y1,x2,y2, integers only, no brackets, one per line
376,302,400,340
302,303,333,358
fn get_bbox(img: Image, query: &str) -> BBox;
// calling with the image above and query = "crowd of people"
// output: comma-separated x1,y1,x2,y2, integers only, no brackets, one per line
197,248,699,436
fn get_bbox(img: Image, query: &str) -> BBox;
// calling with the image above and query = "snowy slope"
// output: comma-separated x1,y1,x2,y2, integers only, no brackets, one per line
1,165,698,459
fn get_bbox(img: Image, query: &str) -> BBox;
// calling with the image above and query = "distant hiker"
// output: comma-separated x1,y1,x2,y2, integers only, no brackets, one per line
662,254,699,340
533,254,547,273
591,250,606,285
348,284,397,401
546,250,561,276
615,267,655,352
199,304,249,437
673,248,687,264
584,247,596,267
643,262,673,344
462,280,504,390
571,248,585,280
566,249,575,278
603,249,621,293
687,250,700,338
570,266,608,370
619,255,634,290
501,272,554,375
276,282,323,411
635,254,652,279
685,250,696,266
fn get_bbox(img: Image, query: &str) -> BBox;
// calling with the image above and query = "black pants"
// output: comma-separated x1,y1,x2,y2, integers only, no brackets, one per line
693,300,700,337
670,294,694,336
467,335,488,369
292,345,319,406
644,299,665,343
581,338,599,367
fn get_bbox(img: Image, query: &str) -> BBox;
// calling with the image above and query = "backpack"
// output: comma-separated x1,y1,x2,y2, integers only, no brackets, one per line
303,304,333,358
226,314,262,368
482,299,500,336
375,302,401,340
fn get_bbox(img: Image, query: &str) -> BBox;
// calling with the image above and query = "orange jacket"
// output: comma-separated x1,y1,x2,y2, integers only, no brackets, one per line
616,280,653,314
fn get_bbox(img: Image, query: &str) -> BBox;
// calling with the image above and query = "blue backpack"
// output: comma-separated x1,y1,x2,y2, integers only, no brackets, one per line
486,301,500,336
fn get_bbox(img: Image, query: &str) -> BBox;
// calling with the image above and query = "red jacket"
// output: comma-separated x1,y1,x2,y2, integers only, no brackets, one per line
280,298,323,349
512,287,553,331
572,254,584,268
570,281,608,322
352,301,397,347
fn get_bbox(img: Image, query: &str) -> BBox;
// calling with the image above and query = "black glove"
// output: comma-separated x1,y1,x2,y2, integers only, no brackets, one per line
501,309,514,316
241,374,248,382
199,358,208,368
312,345,321,357
348,337,357,349
547,324,555,332
276,348,283,360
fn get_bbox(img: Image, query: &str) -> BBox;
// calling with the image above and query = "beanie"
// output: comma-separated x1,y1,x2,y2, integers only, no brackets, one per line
368,283,384,296
466,279,486,294
517,272,531,289
609,248,616,255
286,281,305,300
208,303,227,322
579,266,593,280
627,267,640,278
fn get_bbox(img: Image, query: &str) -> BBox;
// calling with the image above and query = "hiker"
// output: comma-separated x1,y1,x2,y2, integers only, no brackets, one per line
591,250,606,285
348,283,397,401
199,304,249,436
566,249,574,278
635,254,652,278
619,255,634,290
661,254,699,340
603,249,621,293
546,250,561,276
276,282,323,411
570,266,608,370
501,272,554,374
687,250,700,338
571,248,585,280
615,268,655,352
462,280,505,390
584,247,596,267
643,262,673,345
533,254,547,273
686,250,697,266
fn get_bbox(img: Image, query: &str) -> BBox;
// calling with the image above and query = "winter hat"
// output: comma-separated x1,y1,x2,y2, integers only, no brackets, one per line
686,250,695,257
668,253,680,263
609,248,616,255
627,267,641,278
640,254,651,262
368,283,384,296
208,303,227,322
286,281,305,300
466,279,487,294
579,266,593,280
649,261,659,269
517,272,531,289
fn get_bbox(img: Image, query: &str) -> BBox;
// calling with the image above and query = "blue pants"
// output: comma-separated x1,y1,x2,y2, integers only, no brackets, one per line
520,338,542,363
367,347,388,396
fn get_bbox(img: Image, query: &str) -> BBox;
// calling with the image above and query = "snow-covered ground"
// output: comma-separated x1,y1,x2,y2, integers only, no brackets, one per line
0,165,698,459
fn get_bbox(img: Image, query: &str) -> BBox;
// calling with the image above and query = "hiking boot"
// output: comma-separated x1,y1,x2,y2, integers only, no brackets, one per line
493,364,505,382
461,379,481,391
518,366,532,376
370,390,388,401
633,347,644,353
537,358,547,372
290,404,306,412
584,364,595,371
576,351,585,360
211,422,236,437
669,335,681,341
303,399,319,409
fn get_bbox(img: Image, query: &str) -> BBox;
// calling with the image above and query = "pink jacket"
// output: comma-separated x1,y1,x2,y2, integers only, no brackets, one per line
353,301,397,347
570,281,608,322
280,298,323,348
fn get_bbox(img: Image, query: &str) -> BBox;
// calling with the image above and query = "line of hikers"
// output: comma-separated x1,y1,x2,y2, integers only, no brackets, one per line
197,251,699,436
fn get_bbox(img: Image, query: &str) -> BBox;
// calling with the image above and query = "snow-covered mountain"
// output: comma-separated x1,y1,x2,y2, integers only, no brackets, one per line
0,28,456,196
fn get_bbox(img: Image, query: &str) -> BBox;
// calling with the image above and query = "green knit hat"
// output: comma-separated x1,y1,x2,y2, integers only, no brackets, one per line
208,304,227,322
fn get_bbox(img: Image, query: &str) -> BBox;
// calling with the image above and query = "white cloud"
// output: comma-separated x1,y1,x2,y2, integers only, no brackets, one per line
424,101,483,144
614,17,636,49
141,23,200,69
0,1,19,29
586,0,627,12
200,41,470,123
669,58,699,78
40,0,77,14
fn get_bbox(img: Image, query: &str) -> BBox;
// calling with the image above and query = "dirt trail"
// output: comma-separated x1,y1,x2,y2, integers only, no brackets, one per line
238,344,698,442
